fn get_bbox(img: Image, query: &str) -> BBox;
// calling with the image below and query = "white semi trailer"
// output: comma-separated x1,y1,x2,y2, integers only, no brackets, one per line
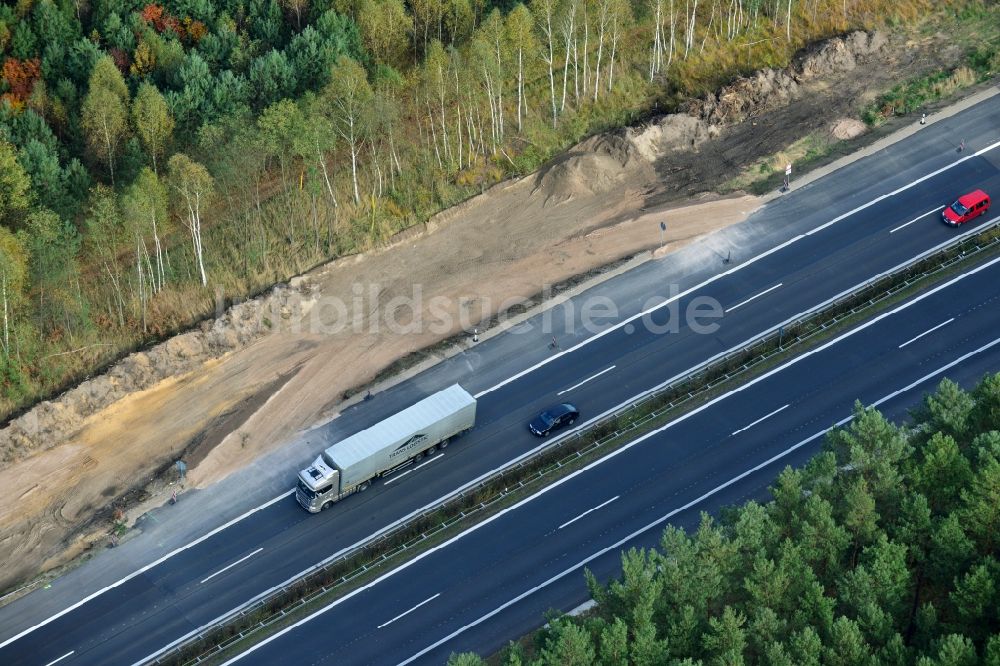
296,384,477,512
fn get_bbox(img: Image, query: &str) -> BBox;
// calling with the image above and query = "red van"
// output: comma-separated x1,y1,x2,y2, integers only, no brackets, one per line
942,189,991,226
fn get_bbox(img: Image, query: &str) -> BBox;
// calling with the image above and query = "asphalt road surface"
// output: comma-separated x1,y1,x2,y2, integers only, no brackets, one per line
229,250,1000,666
1,98,998,666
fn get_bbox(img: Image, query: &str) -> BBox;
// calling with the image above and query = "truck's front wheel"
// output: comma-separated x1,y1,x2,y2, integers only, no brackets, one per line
321,501,333,511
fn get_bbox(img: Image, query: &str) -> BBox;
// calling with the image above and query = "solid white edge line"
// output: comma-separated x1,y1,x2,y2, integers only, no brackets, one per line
890,206,943,233
28,141,999,658
725,283,784,313
200,548,264,585
216,462,606,664
44,651,75,666
220,258,1000,666
805,137,1000,238
473,231,804,400
134,217,1000,665
383,453,445,486
558,496,620,530
377,594,441,629
0,489,293,651
899,318,955,349
477,137,1000,400
397,429,837,665
557,366,617,396
731,404,790,436
397,332,1000,666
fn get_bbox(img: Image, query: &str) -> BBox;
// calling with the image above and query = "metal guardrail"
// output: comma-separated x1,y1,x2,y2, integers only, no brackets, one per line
155,218,1000,665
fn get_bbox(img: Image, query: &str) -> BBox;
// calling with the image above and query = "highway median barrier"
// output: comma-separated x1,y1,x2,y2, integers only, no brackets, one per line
155,217,1000,666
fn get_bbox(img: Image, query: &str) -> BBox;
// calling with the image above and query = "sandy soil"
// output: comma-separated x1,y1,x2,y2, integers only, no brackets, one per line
192,191,756,485
0,28,971,593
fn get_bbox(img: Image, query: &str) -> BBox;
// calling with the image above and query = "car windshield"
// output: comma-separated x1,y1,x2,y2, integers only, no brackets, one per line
297,478,317,499
951,201,969,216
540,411,557,426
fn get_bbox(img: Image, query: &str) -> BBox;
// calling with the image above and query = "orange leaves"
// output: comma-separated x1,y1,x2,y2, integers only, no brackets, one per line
140,4,169,32
140,4,205,44
140,3,180,39
1,57,41,111
182,17,208,44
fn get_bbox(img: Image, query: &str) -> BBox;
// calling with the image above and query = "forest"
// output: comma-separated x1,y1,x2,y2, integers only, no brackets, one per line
0,0,992,419
447,375,1000,665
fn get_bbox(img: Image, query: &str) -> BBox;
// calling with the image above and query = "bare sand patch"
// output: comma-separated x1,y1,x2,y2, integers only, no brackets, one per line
832,118,868,140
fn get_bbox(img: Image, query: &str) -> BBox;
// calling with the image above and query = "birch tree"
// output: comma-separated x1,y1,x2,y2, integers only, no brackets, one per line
667,0,677,70
364,80,403,199
122,168,169,294
167,154,213,287
411,0,445,56
559,0,576,111
581,0,591,96
593,0,610,100
301,94,340,212
324,56,372,205
357,0,410,67
447,47,465,168
258,99,303,191
444,0,475,45
423,41,451,165
650,0,663,78
530,0,559,128
85,186,127,327
131,82,174,175
286,105,328,251
81,56,130,185
605,0,631,92
280,0,308,30
481,9,506,142
0,227,27,360
25,208,84,336
685,0,699,57
505,4,536,132
699,0,714,52
469,35,499,154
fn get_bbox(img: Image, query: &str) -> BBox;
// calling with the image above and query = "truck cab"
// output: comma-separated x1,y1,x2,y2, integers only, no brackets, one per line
296,456,341,512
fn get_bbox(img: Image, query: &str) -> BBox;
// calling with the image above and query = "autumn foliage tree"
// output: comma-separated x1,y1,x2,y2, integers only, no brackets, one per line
0,0,985,424
0,57,40,109
139,4,178,36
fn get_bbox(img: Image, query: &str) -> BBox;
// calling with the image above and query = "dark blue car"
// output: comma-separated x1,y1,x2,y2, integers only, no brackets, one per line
529,403,580,436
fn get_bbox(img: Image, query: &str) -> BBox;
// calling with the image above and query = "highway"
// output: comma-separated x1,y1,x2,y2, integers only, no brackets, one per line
229,247,1000,666
0,99,997,666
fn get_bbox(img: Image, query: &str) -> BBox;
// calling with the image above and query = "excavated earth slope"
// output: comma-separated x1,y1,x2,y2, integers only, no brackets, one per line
0,28,969,593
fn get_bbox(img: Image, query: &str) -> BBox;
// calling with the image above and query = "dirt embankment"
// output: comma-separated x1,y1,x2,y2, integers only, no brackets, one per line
0,28,961,593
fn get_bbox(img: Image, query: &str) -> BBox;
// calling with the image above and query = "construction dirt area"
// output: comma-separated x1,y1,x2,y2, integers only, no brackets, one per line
0,27,979,595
